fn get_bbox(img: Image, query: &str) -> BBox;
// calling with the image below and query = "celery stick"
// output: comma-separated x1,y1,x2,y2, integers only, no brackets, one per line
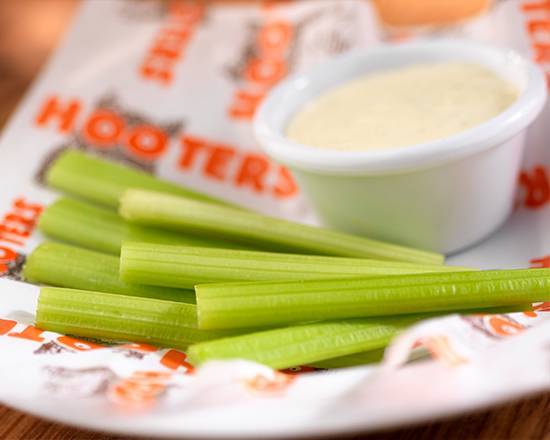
195,269,550,329
309,348,386,369
37,287,245,348
46,149,230,208
120,242,469,289
300,303,532,369
39,198,126,254
23,242,195,303
120,189,444,264
39,198,253,255
187,317,416,369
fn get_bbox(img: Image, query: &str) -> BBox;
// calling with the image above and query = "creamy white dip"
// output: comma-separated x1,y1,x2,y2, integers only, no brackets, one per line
286,62,518,151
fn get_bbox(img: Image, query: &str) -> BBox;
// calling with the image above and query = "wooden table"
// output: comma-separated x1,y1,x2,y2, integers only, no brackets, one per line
1,393,549,439
0,1,548,438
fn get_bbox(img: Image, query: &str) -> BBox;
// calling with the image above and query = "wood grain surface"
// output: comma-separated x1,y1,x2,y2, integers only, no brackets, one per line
0,392,549,439
0,1,548,439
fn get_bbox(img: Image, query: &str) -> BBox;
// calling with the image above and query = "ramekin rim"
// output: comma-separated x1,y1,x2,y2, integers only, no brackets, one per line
253,39,548,175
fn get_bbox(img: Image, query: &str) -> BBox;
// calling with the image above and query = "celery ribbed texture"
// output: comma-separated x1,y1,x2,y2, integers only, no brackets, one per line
37,287,244,348
309,348,386,369
24,242,195,303
120,242,468,289
187,317,415,369
46,149,229,208
38,198,252,255
195,269,550,329
120,189,444,264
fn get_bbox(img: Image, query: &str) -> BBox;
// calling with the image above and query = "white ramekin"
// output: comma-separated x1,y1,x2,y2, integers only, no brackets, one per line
254,40,547,254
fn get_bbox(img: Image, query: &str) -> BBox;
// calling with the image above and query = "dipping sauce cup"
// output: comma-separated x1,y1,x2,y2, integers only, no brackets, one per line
254,40,547,254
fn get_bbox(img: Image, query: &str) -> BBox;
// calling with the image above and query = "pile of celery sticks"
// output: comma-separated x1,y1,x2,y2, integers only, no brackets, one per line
23,150,550,369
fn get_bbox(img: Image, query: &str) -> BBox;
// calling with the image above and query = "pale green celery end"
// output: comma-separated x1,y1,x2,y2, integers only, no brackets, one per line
195,269,550,329
187,317,413,369
23,242,195,304
46,149,230,208
119,189,444,265
39,196,249,256
119,242,469,290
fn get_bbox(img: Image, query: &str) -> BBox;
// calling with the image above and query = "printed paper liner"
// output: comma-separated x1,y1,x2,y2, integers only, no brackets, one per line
0,0,548,437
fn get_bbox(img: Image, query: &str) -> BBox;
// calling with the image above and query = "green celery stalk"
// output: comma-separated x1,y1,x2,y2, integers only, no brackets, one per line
46,149,230,208
309,348,386,369
187,317,417,369
305,303,530,369
119,189,444,265
38,198,253,255
23,242,196,303
195,269,550,329
120,242,470,289
38,198,126,254
37,287,245,348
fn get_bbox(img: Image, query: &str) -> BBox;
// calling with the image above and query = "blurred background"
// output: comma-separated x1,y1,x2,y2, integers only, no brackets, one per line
0,0,78,126
0,0,497,126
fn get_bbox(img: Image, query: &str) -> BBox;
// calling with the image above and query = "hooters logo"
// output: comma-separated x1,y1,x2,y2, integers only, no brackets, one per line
34,94,298,199
228,19,294,120
227,2,360,120
35,94,182,177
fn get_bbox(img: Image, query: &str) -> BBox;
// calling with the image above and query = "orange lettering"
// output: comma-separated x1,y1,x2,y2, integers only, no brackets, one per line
485,316,525,337
527,20,550,34
204,145,235,180
9,326,45,342
522,1,550,12
244,58,287,87
159,349,194,372
519,166,550,208
533,43,550,63
0,224,30,239
530,255,550,268
229,90,264,120
273,166,298,198
170,2,203,21
13,198,43,216
4,213,35,228
141,60,172,85
150,38,185,60
83,110,124,147
35,96,81,133
0,233,23,246
0,319,16,335
126,125,167,160
119,342,158,352
235,154,270,193
258,21,292,56
179,136,206,169
524,302,550,317
57,335,103,351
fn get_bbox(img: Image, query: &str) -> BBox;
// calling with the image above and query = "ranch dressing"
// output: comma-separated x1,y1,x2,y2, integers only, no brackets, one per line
286,62,518,151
